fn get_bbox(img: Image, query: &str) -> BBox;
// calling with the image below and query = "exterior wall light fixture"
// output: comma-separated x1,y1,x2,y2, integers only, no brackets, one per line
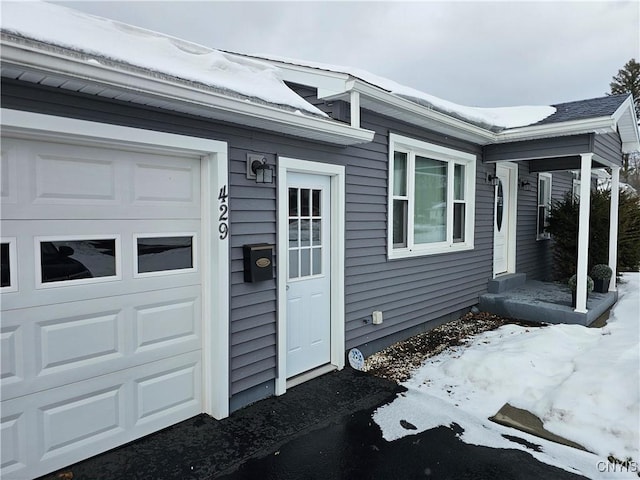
486,173,499,186
519,179,532,191
247,153,274,184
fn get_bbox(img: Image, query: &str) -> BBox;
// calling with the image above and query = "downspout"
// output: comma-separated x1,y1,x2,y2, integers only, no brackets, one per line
575,153,593,313
350,90,360,129
608,166,620,290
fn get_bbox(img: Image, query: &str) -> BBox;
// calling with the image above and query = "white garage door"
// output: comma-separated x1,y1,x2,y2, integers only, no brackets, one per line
1,137,204,479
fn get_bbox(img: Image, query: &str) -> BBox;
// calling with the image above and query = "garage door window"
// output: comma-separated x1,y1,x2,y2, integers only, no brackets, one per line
135,234,196,276
1,238,17,291
36,236,119,286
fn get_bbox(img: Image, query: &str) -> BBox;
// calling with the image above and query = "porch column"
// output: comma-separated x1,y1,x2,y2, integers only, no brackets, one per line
575,153,593,313
608,166,620,291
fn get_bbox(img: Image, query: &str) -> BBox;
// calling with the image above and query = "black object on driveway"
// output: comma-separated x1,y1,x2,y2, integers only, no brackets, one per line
40,368,587,480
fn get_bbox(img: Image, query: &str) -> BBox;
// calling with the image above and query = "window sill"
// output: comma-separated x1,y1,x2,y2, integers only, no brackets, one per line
536,235,552,241
389,242,474,260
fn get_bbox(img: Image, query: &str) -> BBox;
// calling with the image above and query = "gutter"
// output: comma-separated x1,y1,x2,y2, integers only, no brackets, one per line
0,41,375,146
495,117,617,143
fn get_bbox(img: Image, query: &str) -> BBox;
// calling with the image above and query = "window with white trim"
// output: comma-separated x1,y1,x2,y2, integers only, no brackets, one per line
35,235,121,287
388,134,476,258
537,173,552,240
134,233,197,277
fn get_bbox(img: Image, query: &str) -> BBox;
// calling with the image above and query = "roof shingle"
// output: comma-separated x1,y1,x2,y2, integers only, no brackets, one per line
532,94,629,125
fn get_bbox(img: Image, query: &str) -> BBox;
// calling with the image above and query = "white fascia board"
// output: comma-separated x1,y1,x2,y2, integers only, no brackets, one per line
1,43,374,146
348,80,496,144
494,117,616,143
612,96,640,152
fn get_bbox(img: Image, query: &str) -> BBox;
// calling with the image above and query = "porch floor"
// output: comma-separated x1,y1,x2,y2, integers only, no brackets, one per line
479,280,617,326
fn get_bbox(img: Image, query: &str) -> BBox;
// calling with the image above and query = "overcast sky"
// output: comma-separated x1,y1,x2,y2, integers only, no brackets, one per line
53,1,639,108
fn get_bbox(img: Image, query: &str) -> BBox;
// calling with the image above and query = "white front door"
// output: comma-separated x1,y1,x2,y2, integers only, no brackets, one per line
286,172,331,378
493,163,517,276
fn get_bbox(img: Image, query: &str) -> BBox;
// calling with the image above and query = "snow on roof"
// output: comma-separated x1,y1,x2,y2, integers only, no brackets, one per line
1,1,326,117
257,55,557,129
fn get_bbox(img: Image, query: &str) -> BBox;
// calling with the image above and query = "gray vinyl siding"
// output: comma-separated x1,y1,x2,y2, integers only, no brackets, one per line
593,132,623,167
483,134,593,163
515,167,573,281
1,78,495,409
284,82,349,122
344,111,493,353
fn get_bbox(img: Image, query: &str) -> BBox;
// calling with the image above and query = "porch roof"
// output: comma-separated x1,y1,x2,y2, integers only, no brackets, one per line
483,131,625,170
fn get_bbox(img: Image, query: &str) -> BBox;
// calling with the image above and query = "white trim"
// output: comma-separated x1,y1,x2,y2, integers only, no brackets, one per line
1,237,18,293
493,162,518,277
608,167,620,292
201,153,230,420
133,232,198,278
1,109,230,419
388,133,476,259
276,158,345,396
536,173,552,241
34,234,122,288
575,153,593,313
1,109,227,155
496,117,616,142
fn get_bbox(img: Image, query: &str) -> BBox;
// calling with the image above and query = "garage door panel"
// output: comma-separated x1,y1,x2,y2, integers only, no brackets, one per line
1,286,202,402
37,310,123,375
134,298,198,352
135,363,199,425
1,351,201,479
133,161,198,205
1,412,27,475
1,143,19,205
1,326,21,386
34,153,117,203
39,386,125,460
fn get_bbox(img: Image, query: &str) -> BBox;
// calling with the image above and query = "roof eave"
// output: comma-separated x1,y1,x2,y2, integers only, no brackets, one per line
0,41,375,146
611,94,640,153
325,79,497,145
494,117,617,144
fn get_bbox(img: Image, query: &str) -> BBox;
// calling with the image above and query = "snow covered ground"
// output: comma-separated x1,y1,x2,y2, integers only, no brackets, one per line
373,273,640,479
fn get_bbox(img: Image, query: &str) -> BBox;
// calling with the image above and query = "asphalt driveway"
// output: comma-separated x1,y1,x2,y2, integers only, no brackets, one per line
40,368,587,480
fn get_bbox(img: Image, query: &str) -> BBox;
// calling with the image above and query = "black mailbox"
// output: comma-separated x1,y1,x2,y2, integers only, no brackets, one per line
243,244,274,282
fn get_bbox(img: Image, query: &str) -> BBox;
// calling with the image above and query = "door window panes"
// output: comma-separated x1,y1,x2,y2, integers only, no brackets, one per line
289,187,323,279
40,239,116,283
137,236,194,274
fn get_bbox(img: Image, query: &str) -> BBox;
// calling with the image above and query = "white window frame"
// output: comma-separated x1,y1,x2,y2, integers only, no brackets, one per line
572,176,581,200
35,234,122,288
133,232,198,278
388,133,476,259
537,173,552,240
1,237,18,293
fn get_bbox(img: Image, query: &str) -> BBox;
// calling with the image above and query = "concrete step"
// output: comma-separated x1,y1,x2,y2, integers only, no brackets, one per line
487,273,527,293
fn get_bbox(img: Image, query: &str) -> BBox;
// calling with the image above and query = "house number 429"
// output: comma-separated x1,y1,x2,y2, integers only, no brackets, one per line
218,185,229,240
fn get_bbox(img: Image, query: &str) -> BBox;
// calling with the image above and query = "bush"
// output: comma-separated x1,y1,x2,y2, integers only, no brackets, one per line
590,264,613,280
568,274,594,293
546,189,640,280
